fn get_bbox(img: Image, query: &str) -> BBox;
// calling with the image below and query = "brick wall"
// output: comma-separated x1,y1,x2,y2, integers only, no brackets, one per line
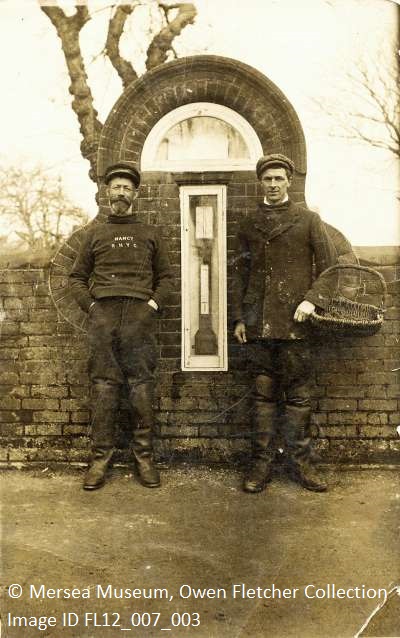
0,269,87,464
308,268,400,464
0,249,398,467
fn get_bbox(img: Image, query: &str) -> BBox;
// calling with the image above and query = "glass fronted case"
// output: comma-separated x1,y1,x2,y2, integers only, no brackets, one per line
180,185,227,371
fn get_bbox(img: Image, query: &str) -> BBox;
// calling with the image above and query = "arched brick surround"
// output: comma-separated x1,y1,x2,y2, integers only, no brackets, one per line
97,55,307,210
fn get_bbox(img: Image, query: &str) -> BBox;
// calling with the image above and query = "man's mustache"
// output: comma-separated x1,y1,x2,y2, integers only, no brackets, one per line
110,195,131,205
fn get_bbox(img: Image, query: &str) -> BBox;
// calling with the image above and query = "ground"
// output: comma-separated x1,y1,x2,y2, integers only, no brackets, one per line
1,466,399,638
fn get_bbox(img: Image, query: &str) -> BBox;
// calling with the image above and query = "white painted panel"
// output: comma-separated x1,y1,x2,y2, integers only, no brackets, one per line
180,184,227,371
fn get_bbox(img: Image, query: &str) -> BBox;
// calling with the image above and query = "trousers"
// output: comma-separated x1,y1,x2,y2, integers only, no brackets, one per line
245,339,313,462
87,297,158,450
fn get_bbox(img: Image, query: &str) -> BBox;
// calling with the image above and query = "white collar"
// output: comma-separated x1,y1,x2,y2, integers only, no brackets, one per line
264,194,289,205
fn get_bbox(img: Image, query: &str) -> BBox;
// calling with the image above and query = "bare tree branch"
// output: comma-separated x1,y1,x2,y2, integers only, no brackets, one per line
0,165,89,251
105,4,139,88
39,2,103,181
73,5,90,28
312,51,400,159
146,2,197,70
356,67,400,147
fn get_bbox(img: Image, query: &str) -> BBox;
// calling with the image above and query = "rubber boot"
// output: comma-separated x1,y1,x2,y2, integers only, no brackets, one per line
83,448,114,491
243,375,276,494
283,397,327,492
83,380,119,491
129,383,160,488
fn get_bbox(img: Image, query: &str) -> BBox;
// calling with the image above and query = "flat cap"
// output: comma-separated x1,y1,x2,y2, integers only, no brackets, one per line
104,162,141,188
256,153,295,179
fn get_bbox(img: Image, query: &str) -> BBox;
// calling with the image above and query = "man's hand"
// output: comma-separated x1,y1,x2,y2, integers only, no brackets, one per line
294,300,315,322
147,298,159,311
234,321,247,344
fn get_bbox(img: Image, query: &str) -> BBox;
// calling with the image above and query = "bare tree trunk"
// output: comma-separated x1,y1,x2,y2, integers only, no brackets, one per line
40,4,103,181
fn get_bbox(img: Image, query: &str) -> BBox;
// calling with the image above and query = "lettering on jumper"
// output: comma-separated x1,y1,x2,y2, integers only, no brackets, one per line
111,235,137,249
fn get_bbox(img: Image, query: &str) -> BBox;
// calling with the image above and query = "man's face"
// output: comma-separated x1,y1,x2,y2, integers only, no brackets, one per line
260,167,291,204
108,176,137,215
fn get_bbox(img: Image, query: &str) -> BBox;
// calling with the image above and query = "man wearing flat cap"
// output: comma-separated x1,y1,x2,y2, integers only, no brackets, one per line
232,153,337,493
69,162,172,490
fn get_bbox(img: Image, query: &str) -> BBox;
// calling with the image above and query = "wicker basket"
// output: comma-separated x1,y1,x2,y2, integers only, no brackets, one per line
309,264,386,336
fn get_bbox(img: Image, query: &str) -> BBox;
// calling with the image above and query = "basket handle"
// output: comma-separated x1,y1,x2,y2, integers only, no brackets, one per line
317,263,387,306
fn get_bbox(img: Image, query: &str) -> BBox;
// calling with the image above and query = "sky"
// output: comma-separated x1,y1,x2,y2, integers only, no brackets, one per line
0,0,399,246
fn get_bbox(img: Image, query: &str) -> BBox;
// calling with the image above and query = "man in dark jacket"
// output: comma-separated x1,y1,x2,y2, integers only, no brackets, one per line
69,162,172,490
232,153,336,493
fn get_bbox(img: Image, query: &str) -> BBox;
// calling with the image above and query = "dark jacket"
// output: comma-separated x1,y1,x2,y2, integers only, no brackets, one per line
231,201,337,340
69,215,173,312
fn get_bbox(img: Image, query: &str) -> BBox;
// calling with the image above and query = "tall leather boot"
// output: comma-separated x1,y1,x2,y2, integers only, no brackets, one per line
283,396,327,492
243,375,276,494
84,448,114,491
129,383,160,488
83,380,119,491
